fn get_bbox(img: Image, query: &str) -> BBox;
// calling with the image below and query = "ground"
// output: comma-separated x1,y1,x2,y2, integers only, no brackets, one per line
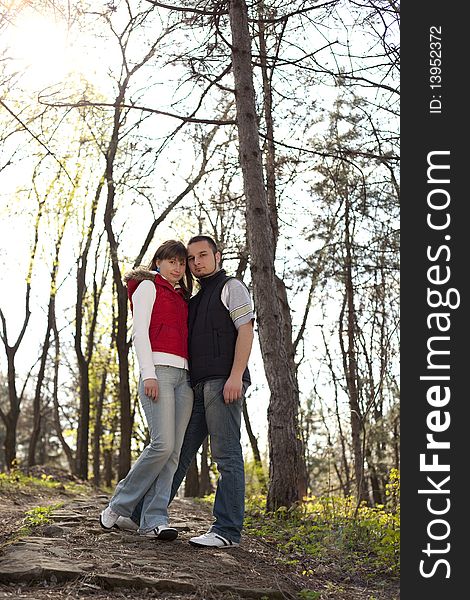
0,468,399,600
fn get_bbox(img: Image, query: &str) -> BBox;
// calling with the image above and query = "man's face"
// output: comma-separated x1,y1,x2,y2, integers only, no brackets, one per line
187,240,220,277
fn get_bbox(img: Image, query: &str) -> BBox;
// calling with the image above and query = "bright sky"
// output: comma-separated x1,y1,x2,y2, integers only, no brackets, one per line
1,1,398,466
3,3,110,90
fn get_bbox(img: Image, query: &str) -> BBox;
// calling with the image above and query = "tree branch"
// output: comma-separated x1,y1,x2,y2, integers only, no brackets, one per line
37,97,235,125
0,99,74,183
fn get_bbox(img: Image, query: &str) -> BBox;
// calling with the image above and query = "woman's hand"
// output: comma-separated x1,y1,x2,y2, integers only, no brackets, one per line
144,378,159,401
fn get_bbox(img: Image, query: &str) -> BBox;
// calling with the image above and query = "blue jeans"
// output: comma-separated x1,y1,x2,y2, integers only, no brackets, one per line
109,366,193,532
171,378,247,543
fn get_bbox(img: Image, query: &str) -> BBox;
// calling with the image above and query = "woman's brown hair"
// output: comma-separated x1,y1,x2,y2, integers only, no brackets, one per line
147,240,193,300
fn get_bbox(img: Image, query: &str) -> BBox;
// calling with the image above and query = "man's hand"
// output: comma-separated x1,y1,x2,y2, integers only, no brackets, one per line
223,321,253,404
223,375,243,404
144,378,159,401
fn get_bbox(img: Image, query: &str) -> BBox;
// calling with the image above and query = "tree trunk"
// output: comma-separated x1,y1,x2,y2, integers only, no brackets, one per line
258,2,308,502
322,328,352,496
92,370,107,486
0,200,40,467
104,82,132,479
29,182,71,467
199,438,212,496
51,302,75,473
75,180,103,480
75,352,91,479
3,395,18,470
28,305,52,466
0,424,5,471
257,0,279,243
114,281,132,479
184,457,200,497
393,413,400,470
1,348,19,468
339,195,367,503
103,448,113,488
228,0,303,510
366,446,384,505
242,399,267,491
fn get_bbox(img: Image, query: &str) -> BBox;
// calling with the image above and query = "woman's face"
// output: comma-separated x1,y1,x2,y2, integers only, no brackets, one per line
156,256,186,287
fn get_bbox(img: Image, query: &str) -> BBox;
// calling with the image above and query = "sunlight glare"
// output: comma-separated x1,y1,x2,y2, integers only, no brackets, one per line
7,11,100,89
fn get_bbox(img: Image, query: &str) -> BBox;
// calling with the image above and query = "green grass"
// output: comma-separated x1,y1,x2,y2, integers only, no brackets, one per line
198,470,400,581
243,493,399,578
18,503,64,536
0,468,90,495
0,468,90,545
297,591,322,600
0,470,58,490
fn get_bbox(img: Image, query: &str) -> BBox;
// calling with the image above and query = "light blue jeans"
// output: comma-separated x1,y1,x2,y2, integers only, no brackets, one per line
109,365,193,533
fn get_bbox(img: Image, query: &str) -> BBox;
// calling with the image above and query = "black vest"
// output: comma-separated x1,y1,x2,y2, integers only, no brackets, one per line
188,269,251,386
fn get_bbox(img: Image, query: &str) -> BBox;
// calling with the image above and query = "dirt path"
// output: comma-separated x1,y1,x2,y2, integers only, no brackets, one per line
0,486,399,600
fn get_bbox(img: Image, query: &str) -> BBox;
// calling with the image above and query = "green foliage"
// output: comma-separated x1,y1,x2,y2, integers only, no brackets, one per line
0,468,89,495
0,469,59,491
244,458,268,496
298,591,321,600
16,502,63,538
23,504,62,528
243,472,400,579
385,468,400,514
193,492,215,507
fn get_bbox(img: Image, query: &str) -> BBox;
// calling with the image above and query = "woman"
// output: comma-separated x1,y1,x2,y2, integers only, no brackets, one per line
99,240,193,540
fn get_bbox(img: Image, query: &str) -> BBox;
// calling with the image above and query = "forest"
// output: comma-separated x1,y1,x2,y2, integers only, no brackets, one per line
0,0,399,572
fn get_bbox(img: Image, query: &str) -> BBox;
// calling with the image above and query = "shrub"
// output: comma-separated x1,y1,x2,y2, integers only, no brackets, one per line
243,471,400,578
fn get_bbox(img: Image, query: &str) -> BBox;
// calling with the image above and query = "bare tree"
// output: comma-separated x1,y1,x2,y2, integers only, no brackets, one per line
28,183,73,466
0,194,42,467
228,0,304,510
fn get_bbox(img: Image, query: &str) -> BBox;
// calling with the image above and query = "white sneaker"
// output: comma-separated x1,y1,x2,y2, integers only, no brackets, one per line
99,505,119,529
115,516,139,532
189,531,239,548
140,525,178,541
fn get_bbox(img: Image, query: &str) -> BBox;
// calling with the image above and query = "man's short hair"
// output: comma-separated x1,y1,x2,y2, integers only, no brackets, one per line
187,235,218,254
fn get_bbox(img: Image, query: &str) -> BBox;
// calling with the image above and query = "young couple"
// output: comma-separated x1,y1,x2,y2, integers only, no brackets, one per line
99,235,254,548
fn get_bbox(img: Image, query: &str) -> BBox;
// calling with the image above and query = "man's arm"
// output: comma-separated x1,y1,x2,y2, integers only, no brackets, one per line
223,321,254,404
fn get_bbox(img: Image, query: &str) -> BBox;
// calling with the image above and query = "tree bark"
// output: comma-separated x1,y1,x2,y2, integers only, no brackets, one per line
228,0,303,510
184,457,200,497
199,438,212,496
92,370,107,486
51,301,75,473
75,178,103,480
103,75,133,479
257,0,279,244
242,399,267,491
28,307,51,466
0,198,41,467
29,173,74,467
103,448,113,488
339,194,367,503
321,326,352,496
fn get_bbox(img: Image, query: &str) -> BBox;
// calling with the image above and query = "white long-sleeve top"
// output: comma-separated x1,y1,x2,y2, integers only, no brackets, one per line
131,279,189,381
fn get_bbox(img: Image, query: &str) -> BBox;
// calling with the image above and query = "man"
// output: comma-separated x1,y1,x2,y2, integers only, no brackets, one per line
171,234,254,548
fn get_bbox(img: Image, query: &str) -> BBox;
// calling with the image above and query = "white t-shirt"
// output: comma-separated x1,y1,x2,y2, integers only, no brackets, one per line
220,278,255,329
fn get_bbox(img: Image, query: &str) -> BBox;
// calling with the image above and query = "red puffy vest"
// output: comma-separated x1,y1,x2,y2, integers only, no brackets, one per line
127,274,188,359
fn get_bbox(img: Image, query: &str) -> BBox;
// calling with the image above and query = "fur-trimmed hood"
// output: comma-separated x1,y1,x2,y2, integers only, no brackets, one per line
123,267,156,284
